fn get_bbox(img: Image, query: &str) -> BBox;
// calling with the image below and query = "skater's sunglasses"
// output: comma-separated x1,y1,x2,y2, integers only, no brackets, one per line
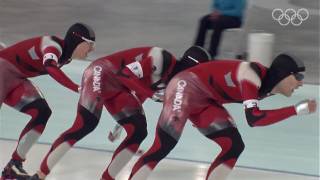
293,72,304,81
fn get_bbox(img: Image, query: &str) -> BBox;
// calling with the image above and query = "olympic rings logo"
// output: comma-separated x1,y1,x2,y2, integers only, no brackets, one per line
272,8,309,26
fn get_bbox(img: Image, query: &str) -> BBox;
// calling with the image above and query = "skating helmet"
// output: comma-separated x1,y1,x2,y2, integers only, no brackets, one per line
260,53,305,95
167,46,211,81
59,22,95,64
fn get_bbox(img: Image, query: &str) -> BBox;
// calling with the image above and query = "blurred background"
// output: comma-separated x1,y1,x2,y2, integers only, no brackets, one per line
0,0,319,83
0,0,319,179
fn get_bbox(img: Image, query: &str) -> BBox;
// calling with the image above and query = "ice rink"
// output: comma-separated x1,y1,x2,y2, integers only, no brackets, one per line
1,139,318,180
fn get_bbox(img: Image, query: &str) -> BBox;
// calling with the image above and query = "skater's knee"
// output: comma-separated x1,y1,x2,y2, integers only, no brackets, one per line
230,133,245,156
63,105,99,142
134,126,148,142
78,105,100,133
121,113,148,143
208,127,245,157
21,98,52,124
222,129,245,157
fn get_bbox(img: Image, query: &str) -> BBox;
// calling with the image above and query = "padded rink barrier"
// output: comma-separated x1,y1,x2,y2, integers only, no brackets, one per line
248,33,275,67
0,60,319,177
216,28,245,59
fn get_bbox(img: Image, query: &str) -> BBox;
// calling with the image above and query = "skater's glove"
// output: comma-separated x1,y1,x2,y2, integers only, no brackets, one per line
295,99,317,115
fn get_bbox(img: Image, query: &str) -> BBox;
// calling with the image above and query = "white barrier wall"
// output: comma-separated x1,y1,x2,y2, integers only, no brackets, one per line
248,33,275,67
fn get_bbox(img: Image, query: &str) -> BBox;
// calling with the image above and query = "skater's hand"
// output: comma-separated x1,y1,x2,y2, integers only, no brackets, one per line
108,124,123,142
151,90,165,102
295,99,317,115
78,86,82,93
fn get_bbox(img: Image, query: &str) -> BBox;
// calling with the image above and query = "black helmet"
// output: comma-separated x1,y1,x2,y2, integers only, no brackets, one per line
59,22,95,64
180,45,211,64
260,53,305,95
167,46,211,81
